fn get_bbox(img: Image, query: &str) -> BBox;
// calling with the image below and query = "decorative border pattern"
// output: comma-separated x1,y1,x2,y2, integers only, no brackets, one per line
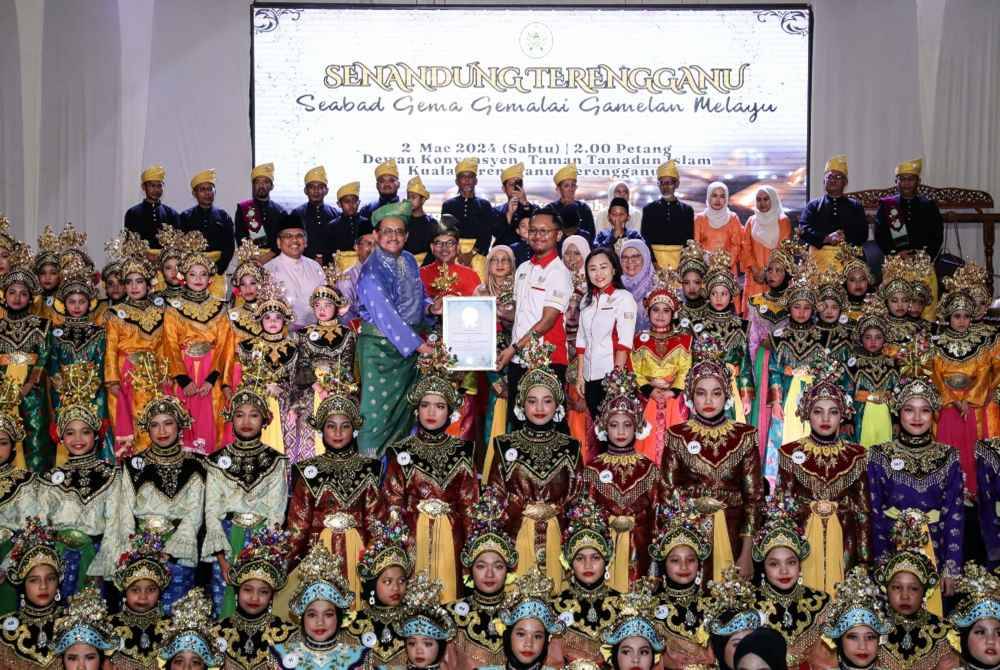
754,10,810,36
253,8,302,34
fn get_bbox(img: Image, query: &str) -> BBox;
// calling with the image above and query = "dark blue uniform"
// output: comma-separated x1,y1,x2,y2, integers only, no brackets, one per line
405,213,438,261
640,198,695,249
797,195,868,248
178,205,235,273
330,214,371,253
290,202,341,262
548,200,595,246
874,194,943,256
124,200,180,248
442,195,503,255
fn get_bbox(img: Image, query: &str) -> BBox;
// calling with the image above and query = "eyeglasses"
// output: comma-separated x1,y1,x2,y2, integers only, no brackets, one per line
380,228,407,238
431,240,458,248
528,228,557,237
279,232,305,240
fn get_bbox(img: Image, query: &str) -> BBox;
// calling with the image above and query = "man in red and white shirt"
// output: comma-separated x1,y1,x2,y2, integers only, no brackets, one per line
497,205,574,426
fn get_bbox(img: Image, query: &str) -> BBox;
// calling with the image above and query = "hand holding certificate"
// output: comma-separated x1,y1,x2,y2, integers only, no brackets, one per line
442,296,497,371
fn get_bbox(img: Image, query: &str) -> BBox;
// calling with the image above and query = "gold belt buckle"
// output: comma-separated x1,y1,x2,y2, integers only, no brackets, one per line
323,512,357,533
695,496,725,514
230,512,264,529
138,516,175,535
943,373,972,390
609,516,635,532
811,500,838,519
523,502,557,522
417,498,452,519
185,341,212,357
56,529,91,549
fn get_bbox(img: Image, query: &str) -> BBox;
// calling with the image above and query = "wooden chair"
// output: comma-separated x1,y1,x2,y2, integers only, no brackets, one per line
846,184,999,291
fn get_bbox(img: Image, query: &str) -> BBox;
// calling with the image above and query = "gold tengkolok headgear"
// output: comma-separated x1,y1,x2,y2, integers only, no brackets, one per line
703,565,762,636
950,563,1000,629
108,230,155,281
289,543,353,617
52,586,121,655
823,566,892,639
394,573,457,641
252,274,293,322
222,354,273,424
768,238,807,273
880,254,916,301
55,253,97,304
0,214,18,252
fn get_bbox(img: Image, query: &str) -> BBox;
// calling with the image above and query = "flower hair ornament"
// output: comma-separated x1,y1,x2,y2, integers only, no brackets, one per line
408,332,462,420
823,566,892,640
795,356,853,422
684,334,732,406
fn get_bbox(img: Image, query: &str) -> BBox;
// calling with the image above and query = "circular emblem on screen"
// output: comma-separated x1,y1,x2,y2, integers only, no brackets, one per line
519,22,553,59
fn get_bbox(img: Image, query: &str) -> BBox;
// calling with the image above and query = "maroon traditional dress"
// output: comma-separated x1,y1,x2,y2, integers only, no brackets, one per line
661,415,762,582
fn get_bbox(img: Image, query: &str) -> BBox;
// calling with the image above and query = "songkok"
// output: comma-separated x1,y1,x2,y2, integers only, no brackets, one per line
251,162,274,182
501,162,525,183
189,169,216,190
455,157,479,176
375,159,399,179
895,157,923,177
336,181,360,201
553,162,577,185
407,175,430,199
275,212,305,235
656,160,679,180
824,154,848,176
303,165,328,186
141,165,166,184
371,201,412,229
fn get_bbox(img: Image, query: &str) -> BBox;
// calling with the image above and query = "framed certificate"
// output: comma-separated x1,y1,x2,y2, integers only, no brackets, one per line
442,296,497,371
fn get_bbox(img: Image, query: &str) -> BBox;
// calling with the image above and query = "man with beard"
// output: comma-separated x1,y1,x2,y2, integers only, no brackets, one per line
641,159,694,271
442,157,503,281
359,158,401,220
124,164,180,247
234,162,286,262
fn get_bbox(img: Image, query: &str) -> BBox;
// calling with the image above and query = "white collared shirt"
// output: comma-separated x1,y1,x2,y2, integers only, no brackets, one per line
263,252,326,329
577,288,637,381
512,250,573,365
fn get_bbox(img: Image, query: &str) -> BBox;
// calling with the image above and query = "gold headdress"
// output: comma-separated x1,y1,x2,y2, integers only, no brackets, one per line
876,509,939,589
227,525,291,590
498,568,565,634
853,295,889,344
684,335,731,400
1,243,40,296
111,231,155,281
649,491,712,562
705,249,738,297
232,237,267,287
881,253,916,300
289,542,354,616
310,262,349,310
796,356,853,421
0,214,18,252
407,333,461,410
703,565,761,636
134,353,192,432
7,517,62,585
784,260,818,307
56,362,103,433
158,589,221,666
752,495,809,561
514,331,564,411
308,361,363,430
56,253,97,304
251,274,293,322
950,563,1000,629
815,266,847,307
677,239,708,278
824,566,892,639
394,573,456,641
768,238,807,273
52,586,120,655
837,244,872,282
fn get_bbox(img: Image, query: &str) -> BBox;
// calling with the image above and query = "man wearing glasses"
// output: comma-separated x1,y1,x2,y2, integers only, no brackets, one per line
356,201,436,457
420,215,482,303
497,204,573,426
798,154,868,271
263,213,327,329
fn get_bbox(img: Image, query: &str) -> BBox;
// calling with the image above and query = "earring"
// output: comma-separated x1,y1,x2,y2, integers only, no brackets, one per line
554,405,566,423
369,592,376,606
797,575,803,585
55,591,61,602
352,430,359,438
604,566,611,581
695,573,702,586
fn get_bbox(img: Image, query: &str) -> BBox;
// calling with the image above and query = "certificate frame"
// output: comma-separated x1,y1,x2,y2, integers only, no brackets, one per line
442,296,497,371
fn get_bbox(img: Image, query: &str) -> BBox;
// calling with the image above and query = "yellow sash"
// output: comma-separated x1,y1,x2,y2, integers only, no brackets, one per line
859,401,892,448
415,501,458,603
650,244,682,271
458,239,487,283
311,393,326,457
885,507,943,617
262,396,284,454
515,509,563,594
729,373,747,423
802,501,844,596
482,396,507,482
921,268,939,321
809,245,843,273
710,508,735,582
336,250,359,274
781,374,812,445
608,516,634,594
414,252,427,266
318,520,365,610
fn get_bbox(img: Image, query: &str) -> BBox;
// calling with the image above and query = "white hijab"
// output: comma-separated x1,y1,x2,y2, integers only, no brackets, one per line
750,185,783,249
702,181,733,229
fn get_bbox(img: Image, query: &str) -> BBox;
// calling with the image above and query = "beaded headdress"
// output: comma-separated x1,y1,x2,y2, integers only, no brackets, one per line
0,375,26,444
768,238,808,273
308,362,363,431
228,525,290,590
837,244,872,283
52,586,121,655
394,573,456,641
950,262,991,313
56,253,97,303
158,589,221,666
110,230,156,281
55,362,103,434
595,368,650,439
7,517,62,585
950,563,1000,629
677,239,708,278
232,238,267,287
222,354,272,424
407,333,462,411
684,335,731,400
289,542,354,616
703,565,762,636
649,491,712,562
907,250,935,305
252,274,294,322
156,226,186,267
1,243,40,296
600,582,666,652
462,485,517,568
176,230,217,277
880,254,916,301
876,509,939,589
796,357,853,421
358,507,413,582
514,331,564,410
562,492,613,563
134,353,192,432
823,566,892,639
0,214,17,252
644,275,681,314
311,262,349,309
36,222,90,271
498,568,566,635
113,528,171,591
940,262,988,320
783,261,818,307
752,495,810,562
815,267,847,308
705,249,738,297
853,295,889,344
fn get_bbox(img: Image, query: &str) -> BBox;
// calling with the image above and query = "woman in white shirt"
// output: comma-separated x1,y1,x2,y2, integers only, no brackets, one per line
575,248,638,418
